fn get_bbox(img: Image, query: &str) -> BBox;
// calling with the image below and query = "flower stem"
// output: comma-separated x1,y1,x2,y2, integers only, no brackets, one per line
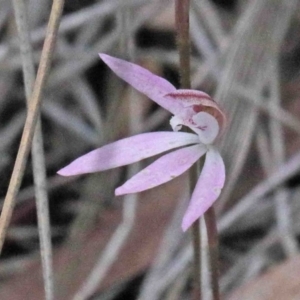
175,0,191,89
175,1,202,299
204,207,220,300
191,219,201,300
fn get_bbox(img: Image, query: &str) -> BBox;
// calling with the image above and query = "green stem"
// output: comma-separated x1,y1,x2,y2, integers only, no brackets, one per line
204,207,220,300
175,1,202,299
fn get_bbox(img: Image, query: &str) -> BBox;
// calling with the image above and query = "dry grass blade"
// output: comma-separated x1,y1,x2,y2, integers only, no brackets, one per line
219,149,300,232
12,0,54,299
216,0,297,211
0,0,65,252
268,62,298,256
232,84,300,134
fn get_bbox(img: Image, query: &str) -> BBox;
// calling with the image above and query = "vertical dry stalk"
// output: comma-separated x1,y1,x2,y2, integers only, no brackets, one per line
175,1,203,299
12,0,54,299
175,0,191,88
0,0,65,252
176,1,221,298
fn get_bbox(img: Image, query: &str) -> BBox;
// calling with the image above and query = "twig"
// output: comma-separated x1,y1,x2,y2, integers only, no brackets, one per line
0,0,65,253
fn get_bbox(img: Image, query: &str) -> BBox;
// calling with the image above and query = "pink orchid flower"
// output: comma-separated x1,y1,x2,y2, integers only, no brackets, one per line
58,54,226,231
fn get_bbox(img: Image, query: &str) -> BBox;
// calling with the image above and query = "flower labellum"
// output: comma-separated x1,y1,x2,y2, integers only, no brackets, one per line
58,54,226,231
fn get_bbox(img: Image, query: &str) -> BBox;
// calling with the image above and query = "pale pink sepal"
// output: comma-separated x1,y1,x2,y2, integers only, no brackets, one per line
57,132,199,176
181,146,225,231
115,144,207,195
99,53,182,114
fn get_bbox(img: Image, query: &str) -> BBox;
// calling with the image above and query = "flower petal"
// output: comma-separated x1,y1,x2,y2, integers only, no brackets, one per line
58,132,199,176
191,112,219,144
181,146,225,231
115,144,207,195
170,111,219,144
99,53,182,114
164,89,227,133
170,115,183,131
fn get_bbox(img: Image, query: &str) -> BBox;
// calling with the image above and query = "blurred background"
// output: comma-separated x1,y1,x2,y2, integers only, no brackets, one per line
1,0,300,299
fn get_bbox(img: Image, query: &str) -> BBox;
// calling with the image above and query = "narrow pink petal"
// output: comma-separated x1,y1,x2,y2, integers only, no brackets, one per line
115,144,207,195
99,53,182,114
181,147,225,231
58,132,199,176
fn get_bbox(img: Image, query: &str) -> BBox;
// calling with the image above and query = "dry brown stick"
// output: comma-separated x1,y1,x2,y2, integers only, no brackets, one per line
0,0,65,253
